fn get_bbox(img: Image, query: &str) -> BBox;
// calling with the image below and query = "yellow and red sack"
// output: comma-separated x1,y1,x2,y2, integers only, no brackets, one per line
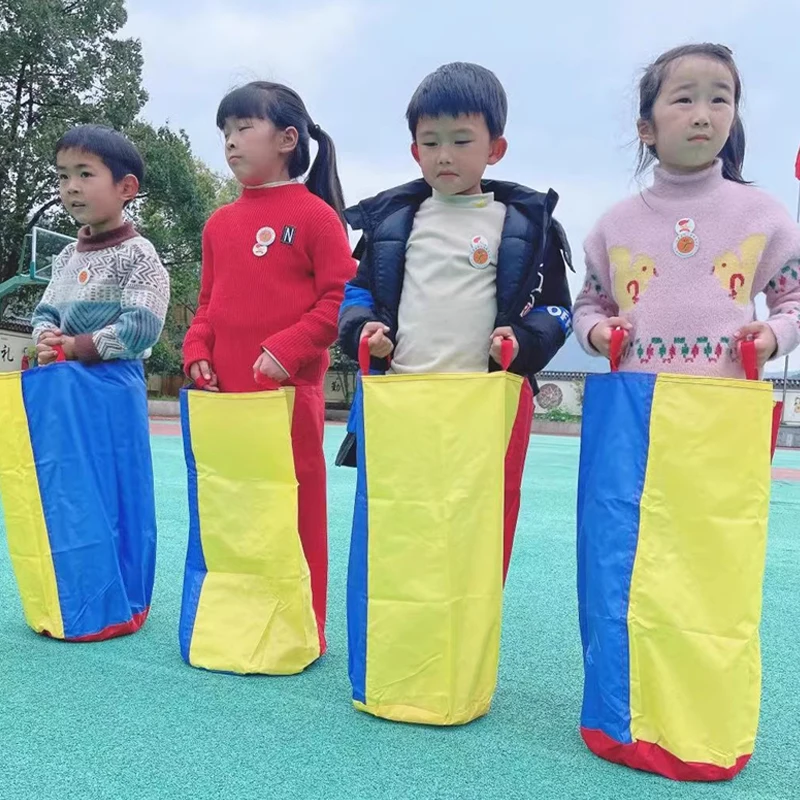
347,341,532,725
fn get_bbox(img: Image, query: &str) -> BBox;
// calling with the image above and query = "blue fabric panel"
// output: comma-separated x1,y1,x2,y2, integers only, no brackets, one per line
577,371,655,743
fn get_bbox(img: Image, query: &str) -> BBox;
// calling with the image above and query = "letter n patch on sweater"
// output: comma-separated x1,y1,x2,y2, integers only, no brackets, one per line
281,226,296,246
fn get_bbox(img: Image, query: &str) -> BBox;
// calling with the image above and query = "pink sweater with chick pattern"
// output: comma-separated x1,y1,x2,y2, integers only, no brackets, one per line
573,160,800,377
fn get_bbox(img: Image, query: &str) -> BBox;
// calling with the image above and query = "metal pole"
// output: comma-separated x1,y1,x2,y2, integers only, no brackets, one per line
781,353,789,423
782,184,800,424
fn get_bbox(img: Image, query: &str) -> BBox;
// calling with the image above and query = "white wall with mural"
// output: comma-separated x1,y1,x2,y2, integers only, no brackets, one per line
530,372,800,426
0,328,30,372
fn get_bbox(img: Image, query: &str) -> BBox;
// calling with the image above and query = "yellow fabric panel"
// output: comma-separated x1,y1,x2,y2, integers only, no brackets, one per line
629,374,772,767
362,371,522,725
0,373,64,638
186,389,319,674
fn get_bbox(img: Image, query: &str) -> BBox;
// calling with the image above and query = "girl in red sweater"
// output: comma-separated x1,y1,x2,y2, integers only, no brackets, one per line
183,82,355,655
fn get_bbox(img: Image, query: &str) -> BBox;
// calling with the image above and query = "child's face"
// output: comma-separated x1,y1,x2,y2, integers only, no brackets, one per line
638,55,736,174
57,149,137,233
412,113,506,196
222,117,297,186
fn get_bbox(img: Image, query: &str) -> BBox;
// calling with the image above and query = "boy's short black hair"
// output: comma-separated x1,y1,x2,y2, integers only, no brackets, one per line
406,62,508,139
55,124,145,184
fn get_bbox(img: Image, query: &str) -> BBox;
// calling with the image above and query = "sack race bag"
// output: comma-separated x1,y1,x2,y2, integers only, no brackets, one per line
577,335,776,781
347,340,531,725
0,358,155,641
178,386,320,674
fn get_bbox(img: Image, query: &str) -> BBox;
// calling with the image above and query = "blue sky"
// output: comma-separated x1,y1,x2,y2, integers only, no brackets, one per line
123,0,800,372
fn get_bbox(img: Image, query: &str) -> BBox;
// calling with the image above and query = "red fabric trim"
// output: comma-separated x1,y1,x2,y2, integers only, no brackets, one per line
42,607,151,643
771,401,783,460
580,727,751,782
502,380,533,583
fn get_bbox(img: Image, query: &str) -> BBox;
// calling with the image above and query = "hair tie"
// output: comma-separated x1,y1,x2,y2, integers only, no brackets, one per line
308,122,321,138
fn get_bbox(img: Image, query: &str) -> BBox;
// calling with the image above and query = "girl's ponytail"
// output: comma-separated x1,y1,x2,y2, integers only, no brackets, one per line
306,124,347,229
718,115,747,184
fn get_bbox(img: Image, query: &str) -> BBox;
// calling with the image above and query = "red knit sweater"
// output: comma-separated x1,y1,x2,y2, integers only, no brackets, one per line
183,183,355,392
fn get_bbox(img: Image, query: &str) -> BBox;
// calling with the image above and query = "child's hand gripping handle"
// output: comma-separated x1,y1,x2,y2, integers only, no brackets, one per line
254,372,282,390
358,336,393,374
609,327,625,373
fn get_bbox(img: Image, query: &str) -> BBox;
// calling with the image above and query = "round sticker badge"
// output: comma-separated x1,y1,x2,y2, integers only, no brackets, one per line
673,217,699,258
469,247,491,269
256,227,276,246
77,267,90,285
471,234,489,252
252,243,269,258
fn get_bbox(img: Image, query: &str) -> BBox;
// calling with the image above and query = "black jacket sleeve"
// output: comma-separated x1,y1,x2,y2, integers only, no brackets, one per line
509,219,574,375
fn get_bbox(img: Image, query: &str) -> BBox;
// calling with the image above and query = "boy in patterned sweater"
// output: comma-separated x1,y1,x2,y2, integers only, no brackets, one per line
33,125,169,365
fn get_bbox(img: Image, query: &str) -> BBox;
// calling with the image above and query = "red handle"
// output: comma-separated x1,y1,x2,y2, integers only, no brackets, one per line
52,345,66,363
194,374,210,389
358,336,371,374
500,338,514,371
609,327,625,373
255,371,281,390
739,339,759,381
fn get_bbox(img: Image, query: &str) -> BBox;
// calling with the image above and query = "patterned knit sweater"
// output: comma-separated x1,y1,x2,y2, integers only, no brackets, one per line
182,182,355,392
31,222,170,362
573,160,800,377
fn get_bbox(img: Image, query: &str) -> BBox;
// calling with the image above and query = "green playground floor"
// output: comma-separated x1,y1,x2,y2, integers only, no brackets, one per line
1,430,798,800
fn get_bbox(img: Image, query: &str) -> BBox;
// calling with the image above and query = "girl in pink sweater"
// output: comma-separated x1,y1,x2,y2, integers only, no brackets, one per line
574,44,800,376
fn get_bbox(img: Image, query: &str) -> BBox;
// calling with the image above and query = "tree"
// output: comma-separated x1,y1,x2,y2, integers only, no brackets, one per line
329,341,358,406
0,0,146,284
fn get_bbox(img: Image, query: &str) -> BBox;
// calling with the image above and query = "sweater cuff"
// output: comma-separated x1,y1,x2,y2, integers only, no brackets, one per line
262,348,290,379
73,334,102,364
261,331,310,379
766,317,800,360
183,341,214,375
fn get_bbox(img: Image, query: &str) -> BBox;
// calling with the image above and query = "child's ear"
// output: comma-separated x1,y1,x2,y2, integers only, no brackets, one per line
118,174,140,204
487,137,508,166
411,142,420,164
280,126,299,153
637,118,656,147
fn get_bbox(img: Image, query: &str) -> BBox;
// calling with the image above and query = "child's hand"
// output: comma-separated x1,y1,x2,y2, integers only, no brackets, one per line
735,322,778,369
189,360,219,391
59,336,76,360
253,350,289,383
361,322,393,358
588,317,632,358
489,327,519,366
36,329,62,365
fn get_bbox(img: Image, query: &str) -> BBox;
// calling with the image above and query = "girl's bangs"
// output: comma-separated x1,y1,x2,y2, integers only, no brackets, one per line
216,86,273,129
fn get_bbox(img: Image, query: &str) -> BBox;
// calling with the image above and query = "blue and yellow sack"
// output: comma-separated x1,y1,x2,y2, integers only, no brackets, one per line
178,388,319,674
577,338,774,780
0,360,156,641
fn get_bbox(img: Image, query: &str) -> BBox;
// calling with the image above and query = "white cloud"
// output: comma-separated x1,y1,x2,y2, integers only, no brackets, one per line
124,1,370,89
